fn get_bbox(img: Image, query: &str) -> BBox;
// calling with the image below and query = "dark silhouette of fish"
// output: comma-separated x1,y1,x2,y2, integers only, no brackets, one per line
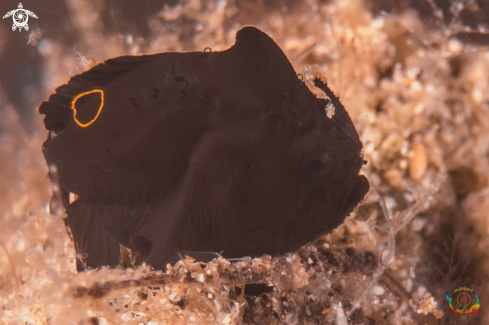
39,26,369,271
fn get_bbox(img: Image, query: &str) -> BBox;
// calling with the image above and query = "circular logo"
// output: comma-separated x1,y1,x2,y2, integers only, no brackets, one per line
446,286,480,315
14,10,27,26
457,292,471,306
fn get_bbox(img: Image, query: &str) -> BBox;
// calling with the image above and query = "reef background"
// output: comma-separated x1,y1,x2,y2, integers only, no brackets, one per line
0,0,488,324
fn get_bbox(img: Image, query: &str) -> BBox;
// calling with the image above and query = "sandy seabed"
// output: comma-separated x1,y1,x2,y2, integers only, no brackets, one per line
0,0,488,324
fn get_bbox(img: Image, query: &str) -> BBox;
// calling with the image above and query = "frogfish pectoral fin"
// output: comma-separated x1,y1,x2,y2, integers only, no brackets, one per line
66,198,121,271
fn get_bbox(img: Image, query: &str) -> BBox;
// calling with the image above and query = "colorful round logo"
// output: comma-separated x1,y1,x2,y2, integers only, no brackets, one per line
446,286,480,315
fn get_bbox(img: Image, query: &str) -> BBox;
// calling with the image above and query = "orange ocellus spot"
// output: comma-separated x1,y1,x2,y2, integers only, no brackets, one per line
71,89,104,127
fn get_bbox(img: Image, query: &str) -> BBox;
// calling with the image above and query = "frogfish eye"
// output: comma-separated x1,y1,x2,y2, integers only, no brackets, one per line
71,89,104,127
303,151,333,177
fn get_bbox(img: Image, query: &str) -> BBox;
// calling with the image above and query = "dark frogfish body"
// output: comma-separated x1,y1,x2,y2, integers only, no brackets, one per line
39,26,369,271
